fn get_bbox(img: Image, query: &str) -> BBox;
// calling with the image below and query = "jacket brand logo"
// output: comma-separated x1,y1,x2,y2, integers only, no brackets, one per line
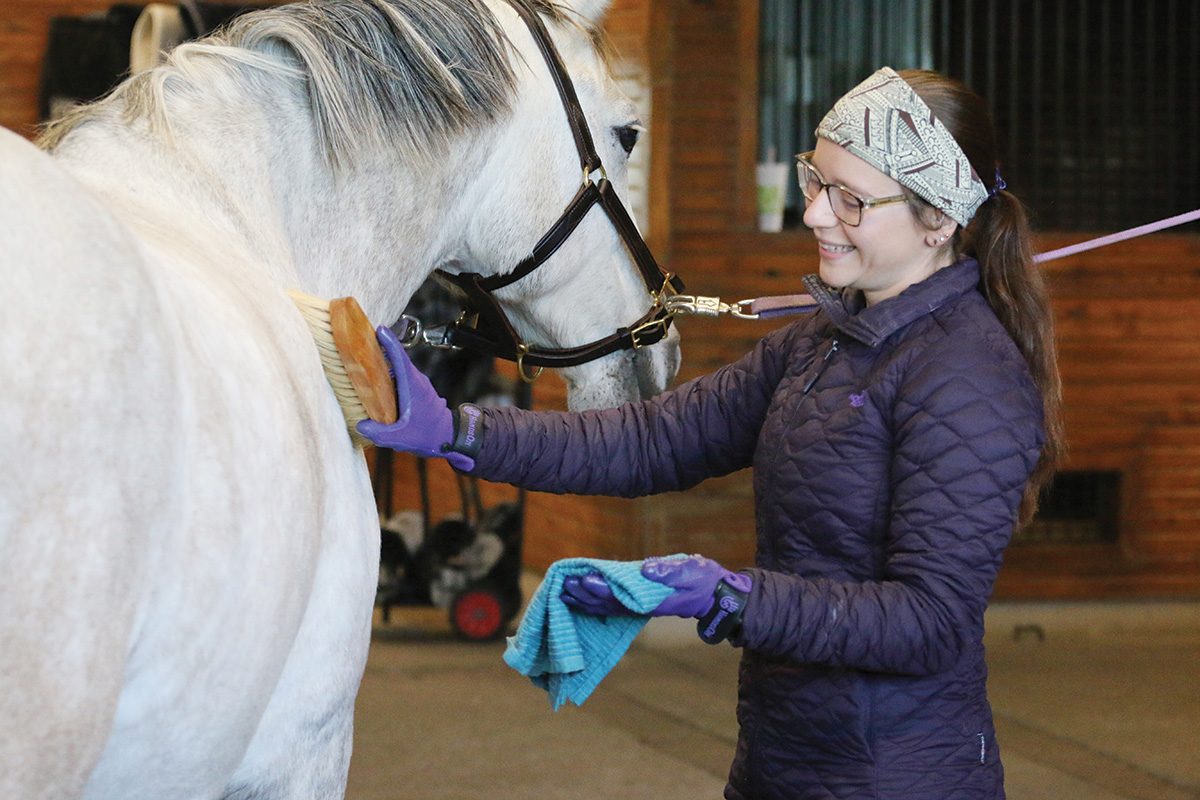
849,392,866,408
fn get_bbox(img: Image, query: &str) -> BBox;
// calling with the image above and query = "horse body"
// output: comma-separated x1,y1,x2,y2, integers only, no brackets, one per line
0,1,677,797
2,118,377,798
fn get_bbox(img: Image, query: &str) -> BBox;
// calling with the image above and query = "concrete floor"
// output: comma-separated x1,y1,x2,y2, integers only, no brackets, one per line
347,591,1200,800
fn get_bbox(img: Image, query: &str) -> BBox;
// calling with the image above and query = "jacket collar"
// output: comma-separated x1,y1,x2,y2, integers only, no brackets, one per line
801,258,981,347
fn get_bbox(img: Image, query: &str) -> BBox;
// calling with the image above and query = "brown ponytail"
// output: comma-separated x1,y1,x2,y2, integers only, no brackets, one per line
898,70,1065,526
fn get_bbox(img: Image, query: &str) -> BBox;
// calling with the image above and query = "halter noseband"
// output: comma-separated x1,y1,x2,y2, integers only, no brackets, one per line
433,0,684,379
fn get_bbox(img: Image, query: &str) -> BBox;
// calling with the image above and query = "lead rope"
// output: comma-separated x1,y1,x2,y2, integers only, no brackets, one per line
396,208,1200,339
1032,207,1200,263
668,207,1200,321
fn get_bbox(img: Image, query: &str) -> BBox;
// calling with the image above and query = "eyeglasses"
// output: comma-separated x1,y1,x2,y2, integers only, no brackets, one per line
796,152,909,227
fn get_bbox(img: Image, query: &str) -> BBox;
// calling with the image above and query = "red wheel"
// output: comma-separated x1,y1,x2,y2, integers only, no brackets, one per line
451,587,505,640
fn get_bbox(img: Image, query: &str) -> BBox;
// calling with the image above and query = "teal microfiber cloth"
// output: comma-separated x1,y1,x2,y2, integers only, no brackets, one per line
503,556,682,709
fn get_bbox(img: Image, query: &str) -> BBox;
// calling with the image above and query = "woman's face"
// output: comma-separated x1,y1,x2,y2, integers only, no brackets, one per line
802,139,955,305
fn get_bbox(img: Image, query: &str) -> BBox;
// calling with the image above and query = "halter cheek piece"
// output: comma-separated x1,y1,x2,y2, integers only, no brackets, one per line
432,0,684,378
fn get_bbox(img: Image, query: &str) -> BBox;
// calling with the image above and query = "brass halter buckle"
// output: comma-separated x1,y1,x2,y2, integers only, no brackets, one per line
630,316,669,349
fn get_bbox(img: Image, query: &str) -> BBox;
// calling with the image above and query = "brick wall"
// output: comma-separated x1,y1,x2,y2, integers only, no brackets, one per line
552,0,1200,598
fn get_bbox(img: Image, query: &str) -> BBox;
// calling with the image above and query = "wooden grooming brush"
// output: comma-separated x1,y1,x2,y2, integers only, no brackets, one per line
287,290,397,448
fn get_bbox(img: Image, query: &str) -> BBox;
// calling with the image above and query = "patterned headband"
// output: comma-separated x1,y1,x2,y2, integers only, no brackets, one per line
815,67,988,226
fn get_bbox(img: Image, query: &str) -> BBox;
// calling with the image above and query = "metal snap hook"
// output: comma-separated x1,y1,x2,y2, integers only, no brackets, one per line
731,299,763,320
418,324,460,350
397,314,423,348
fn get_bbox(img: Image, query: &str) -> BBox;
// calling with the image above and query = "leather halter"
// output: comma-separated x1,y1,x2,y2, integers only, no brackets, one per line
433,0,684,378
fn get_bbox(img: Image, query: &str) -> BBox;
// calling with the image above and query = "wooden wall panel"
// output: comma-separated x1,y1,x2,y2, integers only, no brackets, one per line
1000,252,1200,596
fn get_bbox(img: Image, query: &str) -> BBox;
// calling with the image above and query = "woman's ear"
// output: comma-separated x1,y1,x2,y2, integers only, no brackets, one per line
926,212,959,247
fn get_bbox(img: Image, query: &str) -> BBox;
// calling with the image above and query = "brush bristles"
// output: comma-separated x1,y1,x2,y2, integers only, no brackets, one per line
288,290,371,448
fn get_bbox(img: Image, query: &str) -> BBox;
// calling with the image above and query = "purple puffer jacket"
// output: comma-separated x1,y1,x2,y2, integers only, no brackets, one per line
472,259,1044,799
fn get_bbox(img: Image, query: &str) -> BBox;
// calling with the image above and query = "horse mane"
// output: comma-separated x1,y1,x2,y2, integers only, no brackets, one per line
40,0,593,168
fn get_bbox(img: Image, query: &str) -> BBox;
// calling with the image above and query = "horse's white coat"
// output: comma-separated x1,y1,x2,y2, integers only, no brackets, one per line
0,1,678,797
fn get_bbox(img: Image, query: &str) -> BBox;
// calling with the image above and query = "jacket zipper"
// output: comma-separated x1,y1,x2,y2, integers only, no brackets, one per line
802,337,839,395
758,336,840,567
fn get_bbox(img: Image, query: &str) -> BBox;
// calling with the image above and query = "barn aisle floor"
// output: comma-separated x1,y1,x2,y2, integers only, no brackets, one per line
347,588,1200,800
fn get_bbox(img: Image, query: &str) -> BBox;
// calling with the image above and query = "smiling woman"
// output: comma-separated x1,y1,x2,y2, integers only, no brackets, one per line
356,64,1067,800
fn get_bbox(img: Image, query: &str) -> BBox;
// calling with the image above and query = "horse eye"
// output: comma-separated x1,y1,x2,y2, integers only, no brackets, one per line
616,124,641,155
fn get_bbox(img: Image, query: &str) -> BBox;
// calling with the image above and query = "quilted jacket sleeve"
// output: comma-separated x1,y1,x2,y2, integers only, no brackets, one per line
469,322,807,498
736,331,1045,676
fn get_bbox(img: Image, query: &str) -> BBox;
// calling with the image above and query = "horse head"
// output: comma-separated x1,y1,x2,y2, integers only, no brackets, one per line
274,0,686,410
424,0,681,410
438,0,682,410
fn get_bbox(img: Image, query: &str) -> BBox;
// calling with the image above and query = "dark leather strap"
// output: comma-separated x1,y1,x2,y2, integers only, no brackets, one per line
505,0,601,175
429,0,683,371
474,181,601,292
471,178,671,296
597,178,668,293
443,303,674,368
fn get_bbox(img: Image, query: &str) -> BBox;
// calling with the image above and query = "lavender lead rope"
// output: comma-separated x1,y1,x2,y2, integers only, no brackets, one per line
1034,207,1200,263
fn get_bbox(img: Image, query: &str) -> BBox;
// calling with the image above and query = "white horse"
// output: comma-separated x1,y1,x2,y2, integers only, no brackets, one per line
0,0,680,797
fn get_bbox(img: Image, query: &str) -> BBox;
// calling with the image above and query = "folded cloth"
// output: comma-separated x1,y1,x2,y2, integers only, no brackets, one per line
503,556,682,709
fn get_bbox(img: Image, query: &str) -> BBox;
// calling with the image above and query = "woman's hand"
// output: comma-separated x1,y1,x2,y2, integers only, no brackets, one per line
356,325,475,471
562,555,750,619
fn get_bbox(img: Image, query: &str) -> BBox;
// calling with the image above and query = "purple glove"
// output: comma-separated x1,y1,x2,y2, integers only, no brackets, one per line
560,573,630,617
561,555,752,620
643,556,751,618
356,325,475,471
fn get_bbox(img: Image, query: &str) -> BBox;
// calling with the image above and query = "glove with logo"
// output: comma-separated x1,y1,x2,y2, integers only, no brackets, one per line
561,555,752,644
356,325,481,471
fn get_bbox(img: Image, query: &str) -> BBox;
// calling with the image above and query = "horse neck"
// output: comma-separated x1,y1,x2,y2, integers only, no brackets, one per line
229,64,499,323
54,64,489,325
267,122,486,325
52,86,293,280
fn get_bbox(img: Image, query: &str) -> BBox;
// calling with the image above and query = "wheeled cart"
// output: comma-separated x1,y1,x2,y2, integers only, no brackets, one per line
372,280,530,640
375,460,526,641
